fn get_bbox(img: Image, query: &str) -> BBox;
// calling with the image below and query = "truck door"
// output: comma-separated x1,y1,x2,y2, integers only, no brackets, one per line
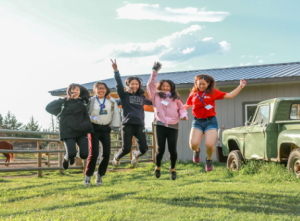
245,104,270,159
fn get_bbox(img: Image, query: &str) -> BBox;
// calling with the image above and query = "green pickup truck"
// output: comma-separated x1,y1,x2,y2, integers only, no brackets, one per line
217,97,300,178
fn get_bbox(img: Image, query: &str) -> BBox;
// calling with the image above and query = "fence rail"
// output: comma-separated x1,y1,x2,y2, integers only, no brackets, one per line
0,129,156,176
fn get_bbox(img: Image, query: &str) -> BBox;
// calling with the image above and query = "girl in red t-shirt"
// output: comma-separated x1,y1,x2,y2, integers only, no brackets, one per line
185,74,246,171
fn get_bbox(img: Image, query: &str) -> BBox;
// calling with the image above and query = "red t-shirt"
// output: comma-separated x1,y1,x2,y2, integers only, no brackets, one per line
186,89,226,118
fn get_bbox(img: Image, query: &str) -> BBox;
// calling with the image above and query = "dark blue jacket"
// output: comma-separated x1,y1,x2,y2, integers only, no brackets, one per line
114,71,152,125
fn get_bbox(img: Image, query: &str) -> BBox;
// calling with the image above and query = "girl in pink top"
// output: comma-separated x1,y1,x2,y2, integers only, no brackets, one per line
147,62,188,180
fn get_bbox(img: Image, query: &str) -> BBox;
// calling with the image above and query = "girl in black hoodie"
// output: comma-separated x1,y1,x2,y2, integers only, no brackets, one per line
111,59,152,168
46,83,93,170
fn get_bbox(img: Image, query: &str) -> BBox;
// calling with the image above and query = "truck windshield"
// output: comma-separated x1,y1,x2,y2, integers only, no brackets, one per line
252,105,269,125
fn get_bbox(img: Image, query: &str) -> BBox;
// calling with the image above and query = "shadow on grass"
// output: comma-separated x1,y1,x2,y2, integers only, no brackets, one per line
140,190,300,216
1,191,137,218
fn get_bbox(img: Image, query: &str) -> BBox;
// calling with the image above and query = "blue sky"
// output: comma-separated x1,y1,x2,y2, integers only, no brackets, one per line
0,0,299,129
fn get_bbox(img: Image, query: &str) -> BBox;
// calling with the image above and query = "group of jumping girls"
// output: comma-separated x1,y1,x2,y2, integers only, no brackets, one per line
46,60,247,186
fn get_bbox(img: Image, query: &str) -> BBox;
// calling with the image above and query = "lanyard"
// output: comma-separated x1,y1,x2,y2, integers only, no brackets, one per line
196,92,206,105
95,96,106,113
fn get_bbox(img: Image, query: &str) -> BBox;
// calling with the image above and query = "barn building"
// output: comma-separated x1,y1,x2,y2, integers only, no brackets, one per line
49,61,300,162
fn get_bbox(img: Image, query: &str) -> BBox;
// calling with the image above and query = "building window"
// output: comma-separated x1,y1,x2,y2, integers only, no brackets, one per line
243,102,258,123
290,104,300,119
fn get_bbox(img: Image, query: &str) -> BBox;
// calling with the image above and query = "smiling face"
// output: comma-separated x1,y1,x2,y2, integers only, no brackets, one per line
94,84,107,99
70,86,80,99
196,79,210,91
128,79,140,93
161,82,171,92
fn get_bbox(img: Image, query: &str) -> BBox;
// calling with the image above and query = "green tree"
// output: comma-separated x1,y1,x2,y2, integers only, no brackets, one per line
3,111,23,130
24,116,41,131
49,115,59,132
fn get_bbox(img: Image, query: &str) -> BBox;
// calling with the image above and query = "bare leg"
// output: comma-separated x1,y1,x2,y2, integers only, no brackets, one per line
204,130,217,160
189,128,204,152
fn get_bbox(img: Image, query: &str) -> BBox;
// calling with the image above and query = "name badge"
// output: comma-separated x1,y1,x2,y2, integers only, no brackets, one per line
100,110,108,115
91,116,98,120
161,100,169,106
205,104,213,110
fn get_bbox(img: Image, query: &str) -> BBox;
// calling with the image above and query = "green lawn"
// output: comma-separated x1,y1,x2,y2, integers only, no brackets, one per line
1,161,299,221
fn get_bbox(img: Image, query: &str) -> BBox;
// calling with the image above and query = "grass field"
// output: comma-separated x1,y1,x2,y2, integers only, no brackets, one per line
1,161,300,221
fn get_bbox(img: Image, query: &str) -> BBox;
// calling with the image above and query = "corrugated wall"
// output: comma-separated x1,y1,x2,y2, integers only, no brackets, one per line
161,82,300,163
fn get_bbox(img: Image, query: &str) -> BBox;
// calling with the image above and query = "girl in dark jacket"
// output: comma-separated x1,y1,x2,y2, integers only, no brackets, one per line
46,83,94,170
111,59,152,168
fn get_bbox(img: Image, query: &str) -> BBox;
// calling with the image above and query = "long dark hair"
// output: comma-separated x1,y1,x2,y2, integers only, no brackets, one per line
93,81,110,96
125,76,144,95
66,83,90,103
156,79,180,101
192,74,215,94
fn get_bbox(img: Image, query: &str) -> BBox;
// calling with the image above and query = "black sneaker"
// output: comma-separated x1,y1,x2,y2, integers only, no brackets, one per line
170,171,176,180
70,158,75,165
62,159,69,170
154,169,161,178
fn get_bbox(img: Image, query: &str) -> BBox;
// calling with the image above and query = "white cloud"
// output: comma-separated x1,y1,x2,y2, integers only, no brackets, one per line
116,3,230,23
270,53,275,56
182,47,195,54
95,25,230,63
258,60,264,63
240,62,252,66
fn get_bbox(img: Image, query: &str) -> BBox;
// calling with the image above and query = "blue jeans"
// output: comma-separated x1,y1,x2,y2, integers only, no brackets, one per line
192,116,218,133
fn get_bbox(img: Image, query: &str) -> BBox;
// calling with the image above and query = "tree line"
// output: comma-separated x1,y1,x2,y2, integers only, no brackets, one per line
0,111,58,137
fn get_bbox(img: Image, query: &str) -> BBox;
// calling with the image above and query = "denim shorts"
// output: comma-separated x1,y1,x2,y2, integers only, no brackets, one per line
192,116,218,133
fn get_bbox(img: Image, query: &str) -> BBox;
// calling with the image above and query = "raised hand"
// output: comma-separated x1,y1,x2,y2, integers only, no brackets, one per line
181,117,188,121
152,61,162,72
240,79,247,88
111,59,118,71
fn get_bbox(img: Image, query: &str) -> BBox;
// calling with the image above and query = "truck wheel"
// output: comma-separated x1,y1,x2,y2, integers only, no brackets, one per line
287,148,300,178
227,150,244,171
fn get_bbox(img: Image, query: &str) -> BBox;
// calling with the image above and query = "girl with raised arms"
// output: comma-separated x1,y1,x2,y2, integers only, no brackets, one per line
185,74,246,171
147,62,188,180
111,59,152,168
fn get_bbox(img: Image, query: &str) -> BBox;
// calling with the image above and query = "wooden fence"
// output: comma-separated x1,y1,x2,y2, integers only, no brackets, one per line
0,129,156,177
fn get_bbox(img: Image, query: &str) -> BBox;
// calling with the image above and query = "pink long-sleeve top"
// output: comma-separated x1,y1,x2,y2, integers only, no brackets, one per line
147,71,188,128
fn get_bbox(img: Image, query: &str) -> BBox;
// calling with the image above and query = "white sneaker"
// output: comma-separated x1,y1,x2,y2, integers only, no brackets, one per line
112,153,120,168
84,175,91,187
131,150,139,168
94,172,102,186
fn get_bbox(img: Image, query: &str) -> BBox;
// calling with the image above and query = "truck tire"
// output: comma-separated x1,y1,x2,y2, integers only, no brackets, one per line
227,150,244,171
287,148,300,178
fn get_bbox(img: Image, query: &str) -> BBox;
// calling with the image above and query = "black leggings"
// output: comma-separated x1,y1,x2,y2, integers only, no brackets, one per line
63,134,90,160
154,125,178,169
85,126,111,177
115,125,148,159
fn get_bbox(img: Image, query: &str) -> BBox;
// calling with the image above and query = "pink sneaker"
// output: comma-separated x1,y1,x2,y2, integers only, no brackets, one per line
205,158,213,171
193,151,200,163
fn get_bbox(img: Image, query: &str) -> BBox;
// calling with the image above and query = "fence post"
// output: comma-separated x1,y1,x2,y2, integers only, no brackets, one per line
58,141,63,174
37,141,42,177
46,142,50,167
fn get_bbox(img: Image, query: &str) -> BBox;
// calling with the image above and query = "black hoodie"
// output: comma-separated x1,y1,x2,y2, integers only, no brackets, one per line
114,71,152,125
46,85,93,140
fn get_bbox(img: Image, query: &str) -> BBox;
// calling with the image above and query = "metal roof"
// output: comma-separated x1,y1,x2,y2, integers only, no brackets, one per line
49,61,300,96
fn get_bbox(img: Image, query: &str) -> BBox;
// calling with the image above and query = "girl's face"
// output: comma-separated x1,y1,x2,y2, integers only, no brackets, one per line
196,79,210,91
94,84,107,99
70,86,80,99
128,79,140,93
161,82,171,92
